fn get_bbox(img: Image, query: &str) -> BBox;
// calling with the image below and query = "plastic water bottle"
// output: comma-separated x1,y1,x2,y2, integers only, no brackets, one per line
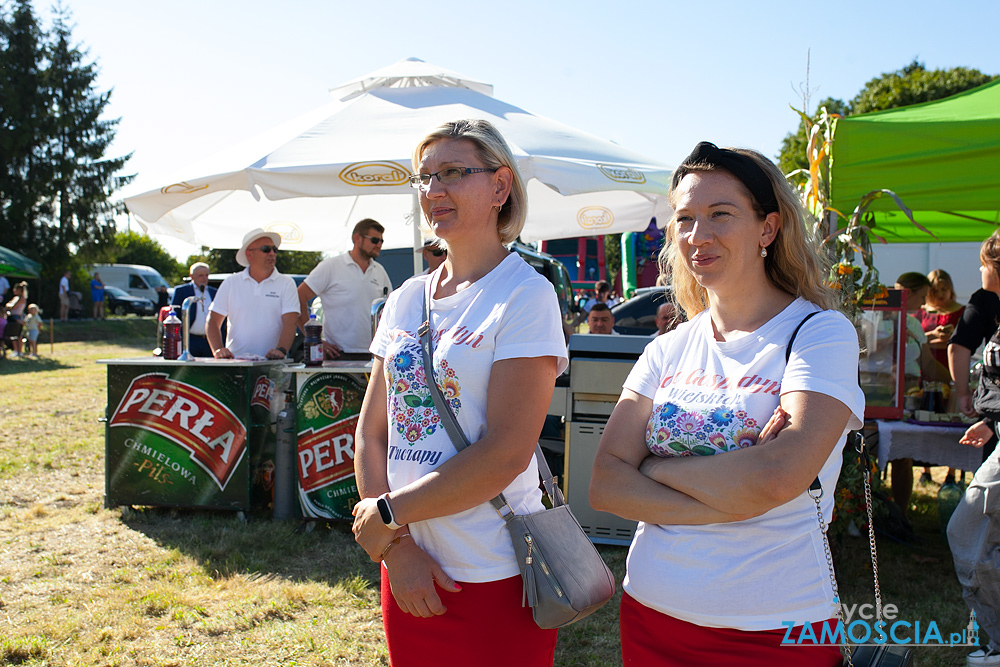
938,480,964,539
304,314,323,367
162,307,182,360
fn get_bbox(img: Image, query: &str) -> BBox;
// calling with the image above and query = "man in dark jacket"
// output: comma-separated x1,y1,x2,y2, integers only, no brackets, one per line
170,262,217,357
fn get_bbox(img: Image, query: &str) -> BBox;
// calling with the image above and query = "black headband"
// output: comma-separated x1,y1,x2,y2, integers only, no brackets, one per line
671,141,780,215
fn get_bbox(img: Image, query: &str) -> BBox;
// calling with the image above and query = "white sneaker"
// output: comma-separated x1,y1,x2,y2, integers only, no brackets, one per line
968,648,1000,666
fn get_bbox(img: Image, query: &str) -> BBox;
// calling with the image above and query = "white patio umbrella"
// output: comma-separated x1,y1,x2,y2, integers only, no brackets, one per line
124,58,673,259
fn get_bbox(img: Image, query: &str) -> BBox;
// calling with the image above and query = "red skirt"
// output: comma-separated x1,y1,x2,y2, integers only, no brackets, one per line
620,592,842,667
381,567,557,667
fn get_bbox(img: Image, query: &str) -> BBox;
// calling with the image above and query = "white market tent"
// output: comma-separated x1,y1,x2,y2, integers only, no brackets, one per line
124,59,673,257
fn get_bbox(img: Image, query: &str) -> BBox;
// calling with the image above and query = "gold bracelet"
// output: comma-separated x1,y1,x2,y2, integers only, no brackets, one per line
379,532,412,561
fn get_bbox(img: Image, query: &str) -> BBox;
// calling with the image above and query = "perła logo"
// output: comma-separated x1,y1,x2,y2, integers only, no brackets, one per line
110,373,247,490
250,376,274,411
298,416,358,492
598,164,646,184
339,162,409,187
577,206,615,230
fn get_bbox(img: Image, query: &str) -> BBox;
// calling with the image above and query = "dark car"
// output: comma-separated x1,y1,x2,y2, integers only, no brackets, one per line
105,285,157,316
610,287,673,335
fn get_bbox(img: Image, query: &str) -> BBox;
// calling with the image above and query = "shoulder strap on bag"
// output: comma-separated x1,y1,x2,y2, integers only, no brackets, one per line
418,281,564,521
786,310,820,363
787,310,822,494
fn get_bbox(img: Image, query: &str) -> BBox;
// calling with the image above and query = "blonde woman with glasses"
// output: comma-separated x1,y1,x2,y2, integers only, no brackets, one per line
351,119,567,667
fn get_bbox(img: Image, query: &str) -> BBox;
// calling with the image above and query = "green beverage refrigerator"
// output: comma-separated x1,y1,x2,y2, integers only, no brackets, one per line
285,362,371,520
101,358,290,512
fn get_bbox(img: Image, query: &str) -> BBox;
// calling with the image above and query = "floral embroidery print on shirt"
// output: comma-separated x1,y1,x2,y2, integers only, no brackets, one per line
385,338,462,444
646,403,759,457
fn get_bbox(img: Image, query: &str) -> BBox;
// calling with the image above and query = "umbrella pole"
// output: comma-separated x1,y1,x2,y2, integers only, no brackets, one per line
411,192,422,276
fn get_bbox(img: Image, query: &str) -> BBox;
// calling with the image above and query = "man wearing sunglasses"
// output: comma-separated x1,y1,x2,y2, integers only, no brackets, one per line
207,228,299,360
298,218,392,360
420,237,447,275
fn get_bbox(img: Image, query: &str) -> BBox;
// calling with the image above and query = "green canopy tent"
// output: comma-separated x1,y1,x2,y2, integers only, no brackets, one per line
829,79,1000,243
0,245,41,279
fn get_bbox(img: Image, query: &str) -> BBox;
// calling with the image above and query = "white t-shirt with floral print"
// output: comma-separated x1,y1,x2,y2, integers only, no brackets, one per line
622,297,864,631
371,252,568,582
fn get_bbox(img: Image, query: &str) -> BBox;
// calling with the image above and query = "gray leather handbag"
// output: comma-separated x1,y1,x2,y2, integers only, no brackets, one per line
419,285,615,629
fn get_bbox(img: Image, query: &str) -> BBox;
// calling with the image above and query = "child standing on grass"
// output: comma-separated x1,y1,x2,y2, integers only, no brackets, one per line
23,304,42,358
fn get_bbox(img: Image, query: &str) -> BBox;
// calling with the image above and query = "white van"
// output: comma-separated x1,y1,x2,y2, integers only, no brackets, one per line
88,264,170,305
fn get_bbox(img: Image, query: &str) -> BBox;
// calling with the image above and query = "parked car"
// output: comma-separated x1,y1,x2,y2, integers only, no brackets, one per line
509,242,576,322
610,286,673,335
105,285,156,316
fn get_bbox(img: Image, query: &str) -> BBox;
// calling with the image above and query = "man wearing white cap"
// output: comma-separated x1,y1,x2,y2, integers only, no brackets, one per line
207,228,299,359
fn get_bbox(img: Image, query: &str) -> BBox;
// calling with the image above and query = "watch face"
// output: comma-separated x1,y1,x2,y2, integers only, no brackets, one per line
378,497,393,524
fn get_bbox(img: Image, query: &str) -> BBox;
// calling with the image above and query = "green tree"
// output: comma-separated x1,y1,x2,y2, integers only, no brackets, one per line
0,0,49,253
0,1,132,317
110,230,183,283
42,4,132,267
850,60,995,114
778,61,996,181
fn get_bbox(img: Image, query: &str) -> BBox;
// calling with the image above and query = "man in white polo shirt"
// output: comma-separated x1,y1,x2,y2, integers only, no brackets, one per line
207,229,299,359
297,218,392,360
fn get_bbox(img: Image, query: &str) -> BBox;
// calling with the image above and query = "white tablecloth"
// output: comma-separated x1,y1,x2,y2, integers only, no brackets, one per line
875,420,984,471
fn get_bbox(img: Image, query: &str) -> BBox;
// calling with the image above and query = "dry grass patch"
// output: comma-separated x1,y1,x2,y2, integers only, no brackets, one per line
0,327,982,666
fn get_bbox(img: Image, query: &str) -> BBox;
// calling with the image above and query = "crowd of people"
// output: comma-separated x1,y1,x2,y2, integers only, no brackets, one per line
7,117,998,665
1,279,40,359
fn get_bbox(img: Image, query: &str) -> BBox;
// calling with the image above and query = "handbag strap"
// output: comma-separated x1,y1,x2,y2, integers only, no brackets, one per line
787,311,880,664
418,279,565,522
810,434,881,667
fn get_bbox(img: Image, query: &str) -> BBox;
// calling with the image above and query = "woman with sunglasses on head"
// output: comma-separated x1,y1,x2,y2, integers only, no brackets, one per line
590,142,865,666
351,119,568,667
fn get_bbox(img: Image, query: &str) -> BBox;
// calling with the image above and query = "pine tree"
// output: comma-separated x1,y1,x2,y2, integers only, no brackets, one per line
0,0,50,252
0,1,132,315
41,3,132,267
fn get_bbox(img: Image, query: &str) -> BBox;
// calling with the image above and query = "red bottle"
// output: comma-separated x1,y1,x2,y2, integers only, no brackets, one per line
162,308,182,360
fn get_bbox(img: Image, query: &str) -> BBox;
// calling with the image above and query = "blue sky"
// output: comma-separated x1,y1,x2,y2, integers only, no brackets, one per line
35,0,1000,257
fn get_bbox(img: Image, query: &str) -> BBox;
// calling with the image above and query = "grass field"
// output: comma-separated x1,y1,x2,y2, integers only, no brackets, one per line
0,319,982,666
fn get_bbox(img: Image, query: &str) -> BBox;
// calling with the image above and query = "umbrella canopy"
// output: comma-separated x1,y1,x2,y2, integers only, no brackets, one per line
830,79,1000,243
0,245,42,279
124,58,673,253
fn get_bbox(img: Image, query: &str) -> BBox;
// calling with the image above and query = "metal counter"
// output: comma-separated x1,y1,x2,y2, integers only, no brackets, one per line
564,334,648,545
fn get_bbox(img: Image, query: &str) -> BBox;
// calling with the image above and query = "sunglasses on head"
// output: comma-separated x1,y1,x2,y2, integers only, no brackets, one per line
250,245,278,254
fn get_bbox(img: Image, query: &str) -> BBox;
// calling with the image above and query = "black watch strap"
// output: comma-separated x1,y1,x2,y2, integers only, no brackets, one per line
377,493,402,530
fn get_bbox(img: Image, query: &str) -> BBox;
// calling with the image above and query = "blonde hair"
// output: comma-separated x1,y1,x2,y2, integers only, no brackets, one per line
980,231,1000,281
412,119,526,245
926,269,955,305
661,147,834,317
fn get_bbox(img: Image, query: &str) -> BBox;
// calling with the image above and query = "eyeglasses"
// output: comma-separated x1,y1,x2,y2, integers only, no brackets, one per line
363,235,384,245
249,245,278,254
408,167,497,190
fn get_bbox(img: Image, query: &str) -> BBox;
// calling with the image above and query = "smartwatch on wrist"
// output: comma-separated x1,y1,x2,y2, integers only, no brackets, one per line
375,493,402,530
376,493,403,530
